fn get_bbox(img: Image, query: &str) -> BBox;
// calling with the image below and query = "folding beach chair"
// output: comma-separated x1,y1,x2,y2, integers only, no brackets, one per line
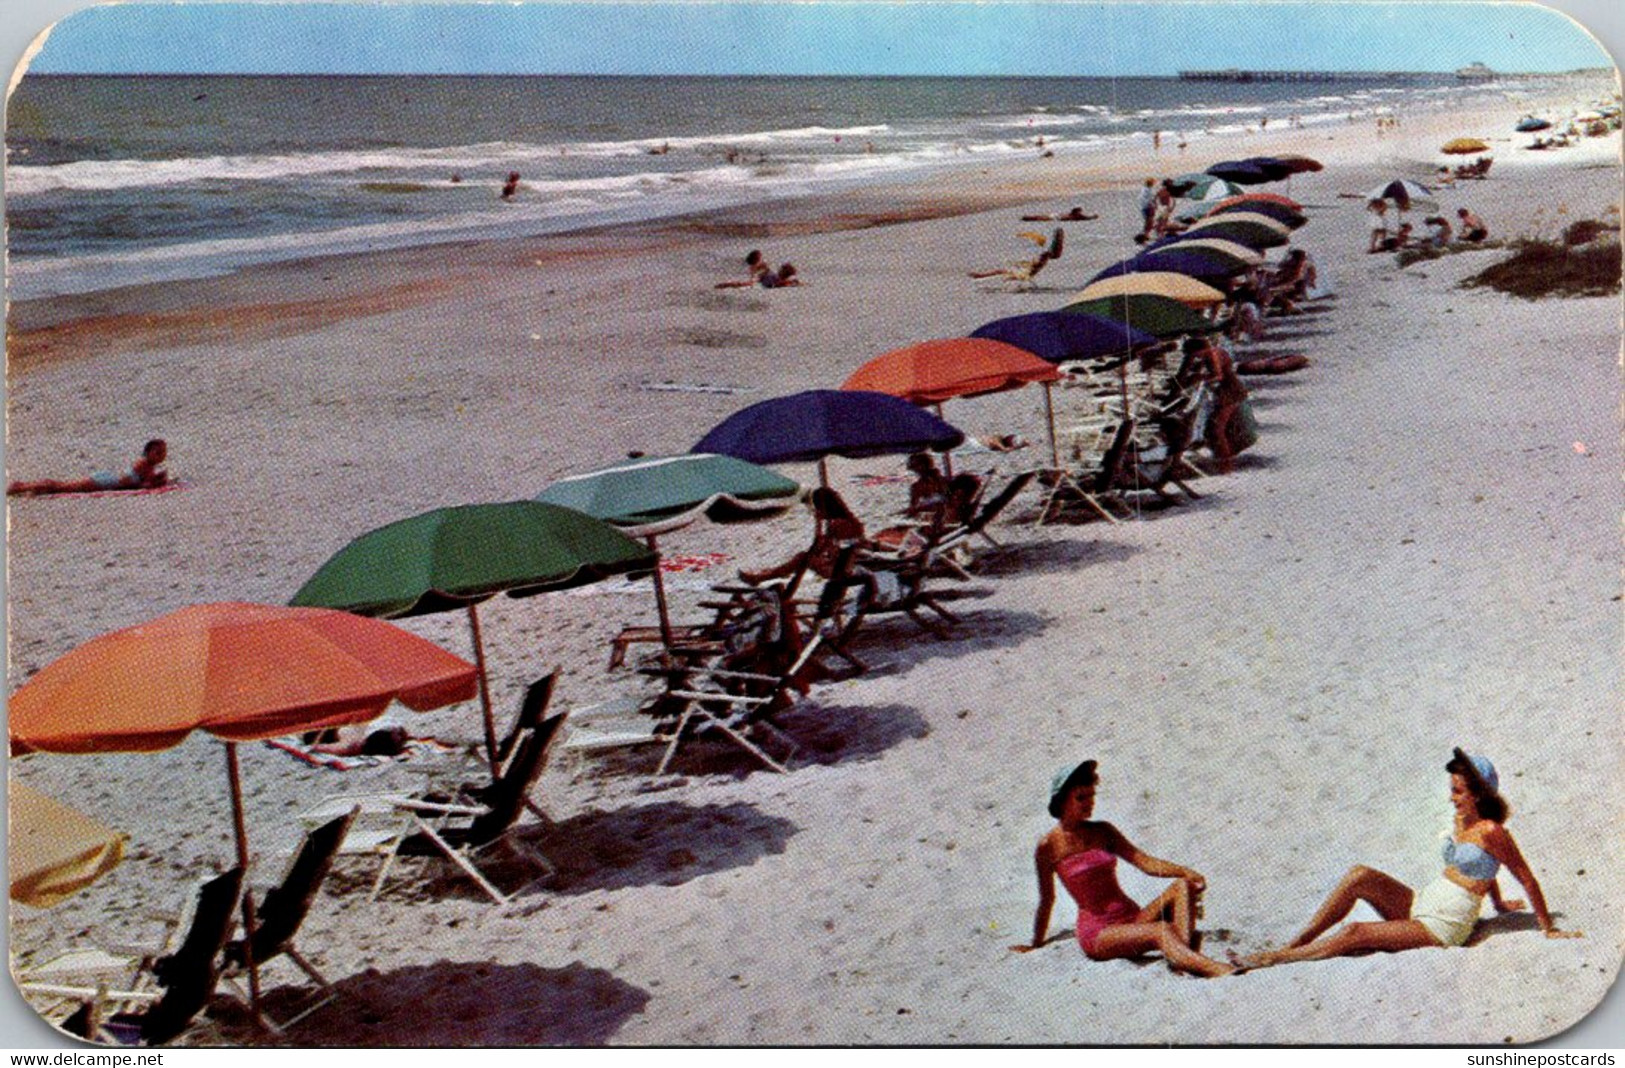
23,868,246,1046
217,810,355,1032
304,712,567,907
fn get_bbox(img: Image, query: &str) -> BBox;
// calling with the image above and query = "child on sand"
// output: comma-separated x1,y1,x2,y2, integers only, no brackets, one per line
9,439,169,496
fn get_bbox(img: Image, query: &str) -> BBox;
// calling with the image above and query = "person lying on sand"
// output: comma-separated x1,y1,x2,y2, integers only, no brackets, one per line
969,228,1064,284
9,439,169,496
1021,207,1098,222
1011,759,1234,978
1238,749,1581,971
715,249,775,289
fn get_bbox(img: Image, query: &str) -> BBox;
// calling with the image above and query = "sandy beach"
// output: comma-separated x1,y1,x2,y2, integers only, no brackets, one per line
7,77,1623,1046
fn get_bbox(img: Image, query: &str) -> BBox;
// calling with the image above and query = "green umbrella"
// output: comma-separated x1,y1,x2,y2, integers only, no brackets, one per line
535,453,798,534
1061,293,1223,339
291,501,655,767
535,454,800,647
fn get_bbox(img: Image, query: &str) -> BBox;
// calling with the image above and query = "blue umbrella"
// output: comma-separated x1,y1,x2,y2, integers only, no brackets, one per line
970,311,1158,364
693,389,964,468
1089,249,1248,285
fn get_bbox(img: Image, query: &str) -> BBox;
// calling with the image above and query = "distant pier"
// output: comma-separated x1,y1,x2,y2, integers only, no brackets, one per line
1177,69,1423,83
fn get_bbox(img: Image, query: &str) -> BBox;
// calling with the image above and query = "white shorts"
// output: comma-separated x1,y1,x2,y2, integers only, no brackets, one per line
1410,877,1483,947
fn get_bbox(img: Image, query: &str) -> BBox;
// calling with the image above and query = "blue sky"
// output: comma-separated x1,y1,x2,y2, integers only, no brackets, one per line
26,2,1616,76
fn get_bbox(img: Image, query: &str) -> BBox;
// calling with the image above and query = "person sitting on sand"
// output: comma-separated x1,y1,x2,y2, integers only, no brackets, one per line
1423,215,1455,247
758,263,801,289
969,228,1064,285
716,249,775,289
1458,207,1489,242
1010,759,1234,978
1367,198,1391,253
1022,207,1098,222
1239,749,1581,971
9,439,169,497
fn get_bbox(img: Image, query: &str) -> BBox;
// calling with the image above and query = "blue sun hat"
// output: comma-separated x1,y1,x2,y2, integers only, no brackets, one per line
1048,759,1098,818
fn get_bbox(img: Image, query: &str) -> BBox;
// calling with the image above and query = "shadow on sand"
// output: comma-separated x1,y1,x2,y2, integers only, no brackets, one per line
229,959,651,1046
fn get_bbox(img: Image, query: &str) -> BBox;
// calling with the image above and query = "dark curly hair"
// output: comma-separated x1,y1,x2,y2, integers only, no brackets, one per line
1446,748,1510,823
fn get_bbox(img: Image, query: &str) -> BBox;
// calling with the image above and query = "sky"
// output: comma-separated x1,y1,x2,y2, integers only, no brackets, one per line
19,2,1618,77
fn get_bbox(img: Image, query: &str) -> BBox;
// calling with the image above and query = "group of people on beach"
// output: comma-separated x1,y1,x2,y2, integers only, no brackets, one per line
1014,749,1581,978
1368,202,1488,253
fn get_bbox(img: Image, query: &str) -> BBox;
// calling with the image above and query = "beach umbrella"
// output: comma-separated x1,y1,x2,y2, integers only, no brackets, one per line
1365,179,1437,212
1441,138,1491,155
693,389,963,469
1179,215,1291,250
9,783,126,909
1062,293,1222,338
1176,175,1244,202
535,454,798,646
1071,272,1227,309
1515,116,1552,132
1205,199,1308,229
1273,154,1324,173
291,502,655,768
9,602,479,1015
1090,248,1250,286
1145,235,1266,266
843,337,1063,470
970,311,1158,364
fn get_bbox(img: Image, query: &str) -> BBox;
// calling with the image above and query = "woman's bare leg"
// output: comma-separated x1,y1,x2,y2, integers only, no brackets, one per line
1087,921,1234,978
1247,919,1440,968
1286,865,1415,948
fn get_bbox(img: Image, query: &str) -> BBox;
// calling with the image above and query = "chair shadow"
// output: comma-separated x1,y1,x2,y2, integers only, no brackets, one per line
531,801,800,895
223,959,651,1046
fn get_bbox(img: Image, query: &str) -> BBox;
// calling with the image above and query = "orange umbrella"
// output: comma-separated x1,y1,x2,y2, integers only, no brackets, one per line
9,601,478,1017
842,338,1062,469
842,338,1059,404
1208,192,1304,213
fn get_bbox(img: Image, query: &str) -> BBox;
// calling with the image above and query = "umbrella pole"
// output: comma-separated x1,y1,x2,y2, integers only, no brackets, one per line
646,534,675,651
936,404,955,476
466,605,500,775
1042,381,1061,471
225,743,265,1030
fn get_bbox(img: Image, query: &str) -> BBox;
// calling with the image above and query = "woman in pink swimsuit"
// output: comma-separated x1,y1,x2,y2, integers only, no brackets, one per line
1011,759,1234,977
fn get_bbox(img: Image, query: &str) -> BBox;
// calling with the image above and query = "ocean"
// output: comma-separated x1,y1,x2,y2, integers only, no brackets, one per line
6,73,1504,300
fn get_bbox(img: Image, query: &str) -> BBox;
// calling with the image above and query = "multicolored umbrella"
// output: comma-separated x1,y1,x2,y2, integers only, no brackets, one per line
291,502,655,764
1062,293,1222,338
693,390,963,466
9,602,478,1014
1366,179,1438,212
970,311,1158,365
1441,138,1491,155
1071,271,1227,309
841,338,1060,405
9,783,126,909
535,454,799,648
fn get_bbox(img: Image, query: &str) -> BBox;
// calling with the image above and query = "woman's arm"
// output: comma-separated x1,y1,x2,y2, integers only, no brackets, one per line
1488,825,1581,938
1011,838,1058,952
1104,824,1206,890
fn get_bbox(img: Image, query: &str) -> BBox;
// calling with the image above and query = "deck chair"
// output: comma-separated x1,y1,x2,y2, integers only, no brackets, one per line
217,811,355,1032
1037,417,1137,524
923,470,1037,577
306,712,567,907
26,868,246,1046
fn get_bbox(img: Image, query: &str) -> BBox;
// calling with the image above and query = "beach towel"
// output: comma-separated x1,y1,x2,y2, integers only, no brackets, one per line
264,735,459,772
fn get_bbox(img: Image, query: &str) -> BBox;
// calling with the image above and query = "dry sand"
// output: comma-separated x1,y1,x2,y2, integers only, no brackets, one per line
6,79,1623,1045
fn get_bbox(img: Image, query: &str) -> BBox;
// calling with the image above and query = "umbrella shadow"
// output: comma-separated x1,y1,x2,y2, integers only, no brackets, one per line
971,535,1143,577
526,800,799,896
223,959,650,1046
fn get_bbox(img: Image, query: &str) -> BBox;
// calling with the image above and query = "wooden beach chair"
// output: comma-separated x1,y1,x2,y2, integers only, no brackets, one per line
217,811,356,1032
304,713,567,907
23,868,246,1046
